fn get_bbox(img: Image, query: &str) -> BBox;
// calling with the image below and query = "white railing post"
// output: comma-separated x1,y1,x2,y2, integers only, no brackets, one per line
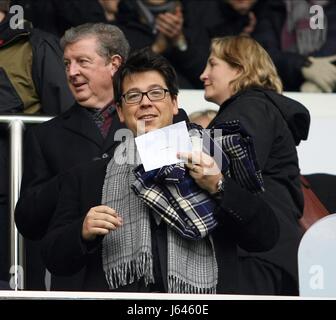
8,119,24,290
0,115,52,290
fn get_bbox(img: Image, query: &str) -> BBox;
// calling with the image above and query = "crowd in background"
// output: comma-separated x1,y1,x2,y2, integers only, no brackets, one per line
1,0,336,293
9,0,336,92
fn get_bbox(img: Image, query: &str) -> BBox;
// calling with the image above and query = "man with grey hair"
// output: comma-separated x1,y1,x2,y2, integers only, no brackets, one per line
13,23,131,290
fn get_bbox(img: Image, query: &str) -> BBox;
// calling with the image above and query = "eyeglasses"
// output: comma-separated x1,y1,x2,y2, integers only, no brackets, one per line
122,88,170,105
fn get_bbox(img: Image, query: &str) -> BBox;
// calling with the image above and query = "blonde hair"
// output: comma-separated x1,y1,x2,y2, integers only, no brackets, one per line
189,109,217,128
210,35,283,94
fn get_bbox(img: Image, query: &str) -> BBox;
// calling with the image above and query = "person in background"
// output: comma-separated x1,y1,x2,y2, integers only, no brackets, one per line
98,0,120,22
116,0,194,88
199,35,310,294
189,109,217,128
304,173,336,214
161,0,268,89
42,48,279,293
255,0,336,92
207,0,265,37
11,0,120,37
0,0,74,114
0,0,73,287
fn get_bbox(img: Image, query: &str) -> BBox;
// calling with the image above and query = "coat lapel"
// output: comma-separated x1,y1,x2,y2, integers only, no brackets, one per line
61,103,104,148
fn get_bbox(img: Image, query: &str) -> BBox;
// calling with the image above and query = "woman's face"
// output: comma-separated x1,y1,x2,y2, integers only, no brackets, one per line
200,53,241,105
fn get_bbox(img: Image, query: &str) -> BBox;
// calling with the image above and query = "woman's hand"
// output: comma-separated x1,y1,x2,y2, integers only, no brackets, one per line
177,151,223,194
82,205,123,241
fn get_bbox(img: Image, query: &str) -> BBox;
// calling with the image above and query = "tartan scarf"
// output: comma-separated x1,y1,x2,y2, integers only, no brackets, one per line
132,121,264,240
203,121,264,193
132,163,218,240
101,139,218,293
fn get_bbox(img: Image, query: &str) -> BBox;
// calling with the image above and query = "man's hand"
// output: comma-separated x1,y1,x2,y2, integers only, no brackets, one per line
155,5,184,40
300,81,323,93
177,151,223,194
82,205,123,241
153,5,187,52
151,33,169,54
241,12,257,36
302,56,336,92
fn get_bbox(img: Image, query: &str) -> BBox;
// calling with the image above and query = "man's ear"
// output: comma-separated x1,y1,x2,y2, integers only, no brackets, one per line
172,95,179,115
116,104,125,123
110,54,122,76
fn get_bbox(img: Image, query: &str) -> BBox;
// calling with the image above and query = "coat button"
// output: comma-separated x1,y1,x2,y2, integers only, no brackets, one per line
102,153,109,159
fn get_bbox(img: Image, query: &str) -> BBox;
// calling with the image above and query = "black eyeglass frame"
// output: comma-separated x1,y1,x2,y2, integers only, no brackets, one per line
121,88,170,105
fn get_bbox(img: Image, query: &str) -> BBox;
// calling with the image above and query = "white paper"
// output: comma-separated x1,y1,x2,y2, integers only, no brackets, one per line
135,121,192,172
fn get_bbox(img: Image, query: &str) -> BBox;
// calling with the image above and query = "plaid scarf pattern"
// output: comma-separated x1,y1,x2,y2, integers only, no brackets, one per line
89,104,115,138
132,163,218,240
102,150,154,290
102,139,218,293
203,120,264,193
132,120,264,240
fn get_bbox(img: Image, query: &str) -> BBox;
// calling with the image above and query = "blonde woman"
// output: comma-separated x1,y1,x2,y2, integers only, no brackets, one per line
198,35,310,295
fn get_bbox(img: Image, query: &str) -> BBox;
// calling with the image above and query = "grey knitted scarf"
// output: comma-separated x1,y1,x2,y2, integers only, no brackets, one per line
101,139,218,293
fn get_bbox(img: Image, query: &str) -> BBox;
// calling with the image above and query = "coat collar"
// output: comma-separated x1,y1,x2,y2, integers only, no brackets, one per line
0,14,31,48
61,103,126,151
218,86,266,112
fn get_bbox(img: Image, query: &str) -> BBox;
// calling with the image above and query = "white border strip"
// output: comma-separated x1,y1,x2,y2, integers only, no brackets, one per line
0,291,335,300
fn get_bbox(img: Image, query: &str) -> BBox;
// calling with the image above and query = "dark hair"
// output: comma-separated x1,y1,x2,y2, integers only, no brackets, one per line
113,47,179,104
0,0,10,12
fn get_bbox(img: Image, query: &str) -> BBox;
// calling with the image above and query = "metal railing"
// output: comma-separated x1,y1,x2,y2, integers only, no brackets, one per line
0,114,52,290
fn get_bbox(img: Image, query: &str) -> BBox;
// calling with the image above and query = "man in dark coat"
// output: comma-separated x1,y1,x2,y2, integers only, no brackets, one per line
0,0,74,285
14,22,187,290
13,22,129,290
